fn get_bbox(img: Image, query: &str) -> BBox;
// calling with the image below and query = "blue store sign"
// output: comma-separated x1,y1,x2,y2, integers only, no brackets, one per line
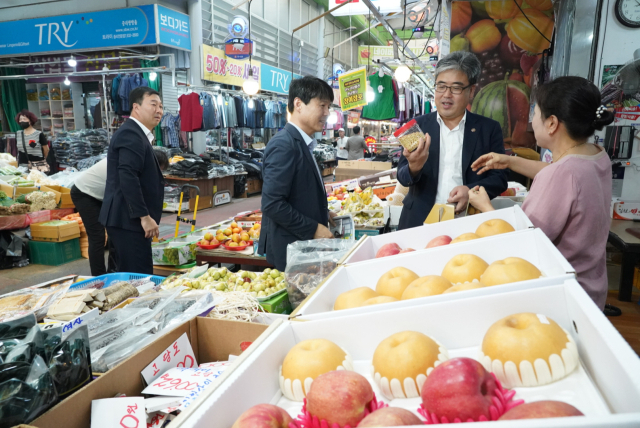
0,5,191,57
156,5,191,51
260,64,301,95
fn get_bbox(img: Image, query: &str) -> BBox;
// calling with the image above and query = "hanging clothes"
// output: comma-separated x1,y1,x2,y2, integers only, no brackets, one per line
118,74,149,113
178,92,203,132
200,92,217,130
362,74,397,121
161,113,181,148
111,74,122,113
264,100,276,129
234,97,245,128
223,95,238,128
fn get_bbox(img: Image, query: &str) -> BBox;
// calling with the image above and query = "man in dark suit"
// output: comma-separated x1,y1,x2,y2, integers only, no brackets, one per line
99,87,164,274
259,76,335,270
398,52,508,229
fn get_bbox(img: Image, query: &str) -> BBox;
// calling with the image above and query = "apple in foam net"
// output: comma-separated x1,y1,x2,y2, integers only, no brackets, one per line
426,235,452,248
421,357,498,422
231,403,293,428
357,407,423,427
375,243,402,258
306,370,374,427
498,401,584,420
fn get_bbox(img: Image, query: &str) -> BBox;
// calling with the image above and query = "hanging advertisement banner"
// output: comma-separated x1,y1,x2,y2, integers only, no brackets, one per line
202,45,261,88
0,5,191,57
338,67,368,111
347,111,361,128
260,64,301,94
329,0,401,17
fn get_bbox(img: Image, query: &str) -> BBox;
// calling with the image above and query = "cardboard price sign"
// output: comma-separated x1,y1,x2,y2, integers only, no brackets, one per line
141,333,197,384
142,367,225,397
91,397,146,428
339,67,368,112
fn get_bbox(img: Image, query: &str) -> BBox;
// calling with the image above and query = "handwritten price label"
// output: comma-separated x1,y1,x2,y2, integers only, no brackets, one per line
141,333,197,384
142,367,221,397
91,397,145,428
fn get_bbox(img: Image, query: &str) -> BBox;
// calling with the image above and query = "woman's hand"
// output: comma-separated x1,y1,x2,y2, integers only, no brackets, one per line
468,186,494,213
471,153,511,175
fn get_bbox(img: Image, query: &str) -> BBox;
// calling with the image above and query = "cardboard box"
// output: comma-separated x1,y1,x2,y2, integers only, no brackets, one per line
372,184,395,200
44,185,74,208
342,205,534,265
612,201,640,220
234,211,262,229
30,220,81,242
0,183,39,199
246,178,263,194
259,291,292,314
292,228,574,321
40,185,62,204
338,160,358,168
367,161,392,171
334,168,366,181
0,182,15,199
32,317,271,428
174,279,640,428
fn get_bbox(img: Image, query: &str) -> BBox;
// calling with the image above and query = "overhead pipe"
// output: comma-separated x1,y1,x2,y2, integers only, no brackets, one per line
308,0,387,46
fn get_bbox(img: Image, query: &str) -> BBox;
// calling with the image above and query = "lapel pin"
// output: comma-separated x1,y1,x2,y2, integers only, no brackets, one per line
471,128,476,132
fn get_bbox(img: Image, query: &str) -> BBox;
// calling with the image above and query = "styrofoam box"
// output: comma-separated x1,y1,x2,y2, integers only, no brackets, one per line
342,205,534,265
171,279,640,428
293,228,575,321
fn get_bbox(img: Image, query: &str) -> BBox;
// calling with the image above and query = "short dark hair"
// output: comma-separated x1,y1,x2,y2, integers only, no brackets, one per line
130,86,161,108
153,148,170,171
15,109,38,126
288,76,334,114
535,76,615,140
353,125,361,134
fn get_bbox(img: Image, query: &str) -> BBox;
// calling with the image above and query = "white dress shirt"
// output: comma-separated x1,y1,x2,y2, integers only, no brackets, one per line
434,112,466,204
290,122,324,187
130,117,155,144
75,158,108,201
336,137,349,159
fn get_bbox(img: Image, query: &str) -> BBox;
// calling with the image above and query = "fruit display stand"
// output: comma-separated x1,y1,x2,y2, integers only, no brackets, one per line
291,228,574,321
341,205,534,265
168,279,640,428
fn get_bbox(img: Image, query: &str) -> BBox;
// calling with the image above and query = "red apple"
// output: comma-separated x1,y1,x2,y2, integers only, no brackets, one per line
357,407,422,427
499,401,583,420
375,243,402,258
499,35,526,68
399,248,415,254
232,403,293,428
421,357,498,422
306,370,374,427
426,235,452,249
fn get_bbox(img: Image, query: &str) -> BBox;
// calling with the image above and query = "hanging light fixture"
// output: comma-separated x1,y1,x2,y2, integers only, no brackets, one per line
366,85,375,102
327,110,338,125
67,56,77,67
64,77,71,85
394,64,412,83
149,72,157,81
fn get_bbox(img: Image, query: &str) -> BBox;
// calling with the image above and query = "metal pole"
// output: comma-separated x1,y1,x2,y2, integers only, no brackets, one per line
292,0,355,34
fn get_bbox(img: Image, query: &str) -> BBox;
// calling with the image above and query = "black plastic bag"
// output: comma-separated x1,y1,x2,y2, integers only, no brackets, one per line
0,313,36,341
0,231,29,270
48,325,92,398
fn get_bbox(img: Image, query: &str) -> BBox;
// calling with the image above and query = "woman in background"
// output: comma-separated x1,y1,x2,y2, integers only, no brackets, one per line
15,110,49,164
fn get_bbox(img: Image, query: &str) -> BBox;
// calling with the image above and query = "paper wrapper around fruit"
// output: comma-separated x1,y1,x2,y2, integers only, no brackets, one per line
279,353,355,401
478,329,579,388
295,393,388,428
372,340,450,400
418,373,524,424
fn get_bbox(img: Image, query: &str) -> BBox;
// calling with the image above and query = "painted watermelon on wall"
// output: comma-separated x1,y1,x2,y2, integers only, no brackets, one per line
471,75,536,149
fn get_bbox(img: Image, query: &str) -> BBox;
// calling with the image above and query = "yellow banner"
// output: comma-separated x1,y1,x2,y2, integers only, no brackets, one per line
201,45,261,88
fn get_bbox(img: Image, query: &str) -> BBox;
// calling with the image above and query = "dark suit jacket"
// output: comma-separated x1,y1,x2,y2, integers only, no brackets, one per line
259,123,329,270
99,119,164,233
397,111,508,230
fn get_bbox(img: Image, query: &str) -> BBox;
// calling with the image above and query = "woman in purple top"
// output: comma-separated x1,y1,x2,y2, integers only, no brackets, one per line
468,76,615,311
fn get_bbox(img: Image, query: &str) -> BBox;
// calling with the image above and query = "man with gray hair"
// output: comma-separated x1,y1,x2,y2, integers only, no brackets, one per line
396,51,508,229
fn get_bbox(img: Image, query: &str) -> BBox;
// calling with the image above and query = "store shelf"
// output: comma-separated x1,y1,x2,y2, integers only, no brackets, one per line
26,82,85,136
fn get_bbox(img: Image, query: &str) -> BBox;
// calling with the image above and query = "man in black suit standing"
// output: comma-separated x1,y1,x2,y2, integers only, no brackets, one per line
259,76,335,270
397,52,508,229
99,87,164,274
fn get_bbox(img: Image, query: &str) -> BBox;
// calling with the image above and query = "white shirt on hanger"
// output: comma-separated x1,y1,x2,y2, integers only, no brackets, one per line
434,112,466,205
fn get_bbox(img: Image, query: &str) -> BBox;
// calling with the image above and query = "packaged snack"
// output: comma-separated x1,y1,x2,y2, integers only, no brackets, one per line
393,119,425,152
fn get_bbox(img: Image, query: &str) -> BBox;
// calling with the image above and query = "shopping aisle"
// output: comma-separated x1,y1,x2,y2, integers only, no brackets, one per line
0,195,264,294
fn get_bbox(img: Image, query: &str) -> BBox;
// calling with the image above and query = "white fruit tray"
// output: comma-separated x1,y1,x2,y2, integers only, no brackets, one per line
292,228,575,321
169,279,640,428
341,205,534,265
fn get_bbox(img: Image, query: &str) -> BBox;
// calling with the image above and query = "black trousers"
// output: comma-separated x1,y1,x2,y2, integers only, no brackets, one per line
70,186,117,276
106,226,153,275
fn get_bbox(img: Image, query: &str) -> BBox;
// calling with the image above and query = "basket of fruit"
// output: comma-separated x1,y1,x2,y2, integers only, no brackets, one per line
223,240,253,251
197,232,221,250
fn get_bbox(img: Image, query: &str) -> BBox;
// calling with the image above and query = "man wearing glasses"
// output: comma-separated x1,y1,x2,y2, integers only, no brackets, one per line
397,51,508,229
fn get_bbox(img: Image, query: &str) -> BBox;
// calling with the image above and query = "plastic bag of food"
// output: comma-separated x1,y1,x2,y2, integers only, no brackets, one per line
0,313,37,341
126,287,183,326
49,325,92,398
91,325,159,373
2,326,45,364
158,291,217,330
284,239,354,309
85,307,151,341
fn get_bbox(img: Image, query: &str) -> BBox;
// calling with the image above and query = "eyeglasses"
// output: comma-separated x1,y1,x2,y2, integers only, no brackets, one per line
434,83,472,95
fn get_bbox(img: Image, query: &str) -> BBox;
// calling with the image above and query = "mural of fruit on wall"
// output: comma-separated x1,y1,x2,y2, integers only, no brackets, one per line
450,1,555,150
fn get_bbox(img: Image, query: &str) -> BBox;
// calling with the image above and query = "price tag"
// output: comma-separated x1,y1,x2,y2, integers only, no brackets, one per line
146,412,168,428
142,367,223,397
91,397,145,428
141,333,197,384
176,363,232,411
